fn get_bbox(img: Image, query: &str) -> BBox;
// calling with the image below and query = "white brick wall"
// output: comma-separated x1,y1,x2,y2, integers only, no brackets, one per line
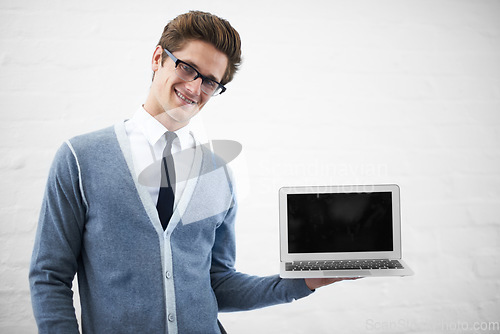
1,0,499,333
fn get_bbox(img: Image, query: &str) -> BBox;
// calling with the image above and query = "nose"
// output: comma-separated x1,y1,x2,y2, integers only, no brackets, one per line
185,77,203,96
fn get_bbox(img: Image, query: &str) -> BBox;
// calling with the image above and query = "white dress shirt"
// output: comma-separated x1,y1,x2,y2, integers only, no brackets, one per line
124,107,196,206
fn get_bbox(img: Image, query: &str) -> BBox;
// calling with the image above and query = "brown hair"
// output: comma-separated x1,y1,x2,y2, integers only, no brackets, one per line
157,11,242,85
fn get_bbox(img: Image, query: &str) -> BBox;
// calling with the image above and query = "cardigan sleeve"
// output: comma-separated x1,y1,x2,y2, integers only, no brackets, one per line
29,142,86,333
210,197,313,312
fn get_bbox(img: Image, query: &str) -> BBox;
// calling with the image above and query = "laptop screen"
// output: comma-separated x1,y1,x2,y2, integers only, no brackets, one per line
287,192,394,253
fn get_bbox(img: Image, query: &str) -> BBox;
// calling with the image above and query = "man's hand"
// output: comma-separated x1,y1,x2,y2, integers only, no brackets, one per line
305,277,361,290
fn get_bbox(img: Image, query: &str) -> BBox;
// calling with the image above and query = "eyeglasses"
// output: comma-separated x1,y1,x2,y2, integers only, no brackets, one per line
163,48,226,96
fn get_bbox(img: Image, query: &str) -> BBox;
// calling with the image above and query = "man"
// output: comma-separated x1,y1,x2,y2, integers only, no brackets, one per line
29,11,351,333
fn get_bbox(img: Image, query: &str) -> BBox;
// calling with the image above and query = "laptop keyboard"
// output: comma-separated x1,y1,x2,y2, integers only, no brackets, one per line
285,259,404,271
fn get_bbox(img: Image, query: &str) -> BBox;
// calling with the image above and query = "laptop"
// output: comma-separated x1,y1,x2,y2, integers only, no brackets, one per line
279,184,413,278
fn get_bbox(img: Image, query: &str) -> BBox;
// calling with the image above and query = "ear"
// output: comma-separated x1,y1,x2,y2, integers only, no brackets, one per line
151,45,164,72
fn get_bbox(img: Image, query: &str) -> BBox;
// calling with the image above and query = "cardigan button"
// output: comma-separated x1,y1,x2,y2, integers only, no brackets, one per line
166,271,172,279
168,313,175,322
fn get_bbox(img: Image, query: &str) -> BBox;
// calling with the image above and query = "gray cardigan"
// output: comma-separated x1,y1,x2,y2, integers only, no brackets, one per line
29,122,312,333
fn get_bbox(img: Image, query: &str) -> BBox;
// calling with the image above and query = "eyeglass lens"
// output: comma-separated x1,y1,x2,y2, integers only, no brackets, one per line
176,63,222,96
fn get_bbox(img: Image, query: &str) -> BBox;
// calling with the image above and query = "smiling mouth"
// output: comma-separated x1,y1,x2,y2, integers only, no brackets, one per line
175,90,197,105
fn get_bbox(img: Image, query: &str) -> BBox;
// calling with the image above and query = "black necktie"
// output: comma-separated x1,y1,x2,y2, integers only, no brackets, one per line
156,132,177,230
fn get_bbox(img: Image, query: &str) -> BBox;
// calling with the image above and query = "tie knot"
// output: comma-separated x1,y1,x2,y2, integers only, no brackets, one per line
165,131,177,143
162,131,178,158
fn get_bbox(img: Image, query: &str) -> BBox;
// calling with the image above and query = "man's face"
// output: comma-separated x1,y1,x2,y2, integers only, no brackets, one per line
146,40,229,130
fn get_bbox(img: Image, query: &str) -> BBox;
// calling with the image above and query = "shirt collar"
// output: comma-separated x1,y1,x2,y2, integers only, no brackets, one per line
131,106,195,150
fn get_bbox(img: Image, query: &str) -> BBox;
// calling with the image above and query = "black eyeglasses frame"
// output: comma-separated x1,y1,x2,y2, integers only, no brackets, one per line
163,48,227,96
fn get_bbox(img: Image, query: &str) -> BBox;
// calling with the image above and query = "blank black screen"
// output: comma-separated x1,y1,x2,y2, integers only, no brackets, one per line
287,192,394,253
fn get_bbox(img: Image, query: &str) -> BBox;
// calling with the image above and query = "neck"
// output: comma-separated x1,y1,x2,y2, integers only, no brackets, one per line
142,102,188,132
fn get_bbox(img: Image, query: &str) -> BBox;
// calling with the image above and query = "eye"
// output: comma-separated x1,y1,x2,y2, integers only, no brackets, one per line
204,80,217,88
179,63,195,75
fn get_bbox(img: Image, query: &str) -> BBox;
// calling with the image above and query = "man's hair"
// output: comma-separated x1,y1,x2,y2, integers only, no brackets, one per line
157,11,242,85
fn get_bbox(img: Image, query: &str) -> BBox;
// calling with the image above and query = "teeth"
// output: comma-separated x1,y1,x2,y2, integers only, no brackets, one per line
176,90,196,105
